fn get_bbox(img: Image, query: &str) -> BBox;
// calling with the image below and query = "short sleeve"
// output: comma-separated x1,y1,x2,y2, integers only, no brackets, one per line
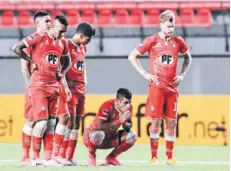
178,36,189,55
23,33,41,48
136,36,153,55
97,102,110,121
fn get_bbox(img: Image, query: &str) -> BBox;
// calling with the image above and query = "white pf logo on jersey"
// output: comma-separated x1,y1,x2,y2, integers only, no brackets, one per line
45,54,58,65
158,54,174,65
74,60,84,71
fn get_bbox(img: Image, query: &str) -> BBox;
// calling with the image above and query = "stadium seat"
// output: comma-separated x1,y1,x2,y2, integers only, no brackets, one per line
97,9,113,27
66,10,78,26
142,9,159,27
195,9,213,27
17,10,32,27
180,9,195,27
78,9,96,25
1,10,15,27
113,9,129,26
128,10,142,26
50,10,64,20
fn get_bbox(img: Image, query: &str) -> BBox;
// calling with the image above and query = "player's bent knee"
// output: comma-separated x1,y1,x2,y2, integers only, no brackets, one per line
33,120,48,137
89,130,105,145
125,132,137,145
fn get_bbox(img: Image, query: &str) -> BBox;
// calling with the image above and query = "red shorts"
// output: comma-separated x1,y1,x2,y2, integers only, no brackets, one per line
30,86,60,121
83,128,118,149
24,88,33,120
146,86,178,119
68,93,85,117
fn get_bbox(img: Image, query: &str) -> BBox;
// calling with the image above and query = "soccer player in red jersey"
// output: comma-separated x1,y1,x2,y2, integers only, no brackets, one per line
83,88,137,166
58,23,95,165
13,15,70,166
128,10,192,165
12,11,52,166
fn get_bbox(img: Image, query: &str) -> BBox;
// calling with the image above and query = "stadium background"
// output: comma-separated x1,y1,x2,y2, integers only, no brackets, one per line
0,1,229,169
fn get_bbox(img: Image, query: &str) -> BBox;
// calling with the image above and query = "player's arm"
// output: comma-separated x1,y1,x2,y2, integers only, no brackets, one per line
97,118,122,131
84,62,87,86
179,51,192,76
128,37,158,82
13,41,33,64
60,55,71,75
21,59,30,86
122,118,132,132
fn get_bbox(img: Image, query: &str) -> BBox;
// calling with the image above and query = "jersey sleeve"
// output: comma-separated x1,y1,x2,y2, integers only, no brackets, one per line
136,36,153,55
178,36,189,55
62,40,69,56
23,33,41,48
97,102,110,121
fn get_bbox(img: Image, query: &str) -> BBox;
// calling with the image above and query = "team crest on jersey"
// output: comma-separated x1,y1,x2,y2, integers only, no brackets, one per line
158,54,174,66
45,53,59,65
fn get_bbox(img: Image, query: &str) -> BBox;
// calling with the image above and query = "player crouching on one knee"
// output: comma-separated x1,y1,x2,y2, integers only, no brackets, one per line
83,88,137,166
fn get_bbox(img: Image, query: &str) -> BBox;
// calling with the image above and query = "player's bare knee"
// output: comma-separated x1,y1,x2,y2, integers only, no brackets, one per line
166,118,177,129
73,116,82,130
151,119,162,129
89,130,105,145
32,120,48,137
58,114,70,125
44,119,56,134
125,132,137,145
67,118,73,130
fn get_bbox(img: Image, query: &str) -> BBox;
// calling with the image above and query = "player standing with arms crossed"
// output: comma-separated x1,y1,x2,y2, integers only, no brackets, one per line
13,15,70,166
58,22,95,165
128,10,192,165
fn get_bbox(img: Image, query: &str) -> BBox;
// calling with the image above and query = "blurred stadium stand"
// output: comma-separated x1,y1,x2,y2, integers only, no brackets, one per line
0,0,229,94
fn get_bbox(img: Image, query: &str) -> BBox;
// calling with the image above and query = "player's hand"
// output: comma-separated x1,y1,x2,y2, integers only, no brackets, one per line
142,72,159,84
173,74,185,85
65,87,72,101
31,62,38,72
119,110,131,124
56,70,62,81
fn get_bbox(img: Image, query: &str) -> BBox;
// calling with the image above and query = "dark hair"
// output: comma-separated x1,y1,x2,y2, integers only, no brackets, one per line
54,15,69,26
33,11,50,21
76,22,95,37
116,88,132,100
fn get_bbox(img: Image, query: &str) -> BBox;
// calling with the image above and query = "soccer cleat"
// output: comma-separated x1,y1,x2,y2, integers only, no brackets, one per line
54,156,72,166
105,155,122,166
151,157,158,165
21,158,31,166
88,153,96,166
31,158,43,166
166,157,179,166
69,159,79,166
43,159,63,167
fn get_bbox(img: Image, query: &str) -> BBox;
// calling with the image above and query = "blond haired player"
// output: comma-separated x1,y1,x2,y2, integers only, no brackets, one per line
128,10,192,165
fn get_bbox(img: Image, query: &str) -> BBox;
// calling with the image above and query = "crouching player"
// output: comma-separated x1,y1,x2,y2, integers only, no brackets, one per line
83,88,137,166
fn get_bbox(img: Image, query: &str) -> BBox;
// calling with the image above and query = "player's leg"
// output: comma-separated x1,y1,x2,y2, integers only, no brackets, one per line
21,88,35,165
145,86,165,163
165,92,178,165
83,129,106,166
30,88,49,166
105,130,137,166
59,93,77,160
66,95,85,164
51,95,71,165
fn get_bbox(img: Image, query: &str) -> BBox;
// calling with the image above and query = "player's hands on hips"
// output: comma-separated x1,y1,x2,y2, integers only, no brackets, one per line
173,74,185,85
142,72,159,84
119,110,131,124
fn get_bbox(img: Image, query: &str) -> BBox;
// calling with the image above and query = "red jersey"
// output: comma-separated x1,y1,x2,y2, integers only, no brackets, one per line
23,32,69,87
66,39,87,94
87,99,133,131
136,33,188,93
